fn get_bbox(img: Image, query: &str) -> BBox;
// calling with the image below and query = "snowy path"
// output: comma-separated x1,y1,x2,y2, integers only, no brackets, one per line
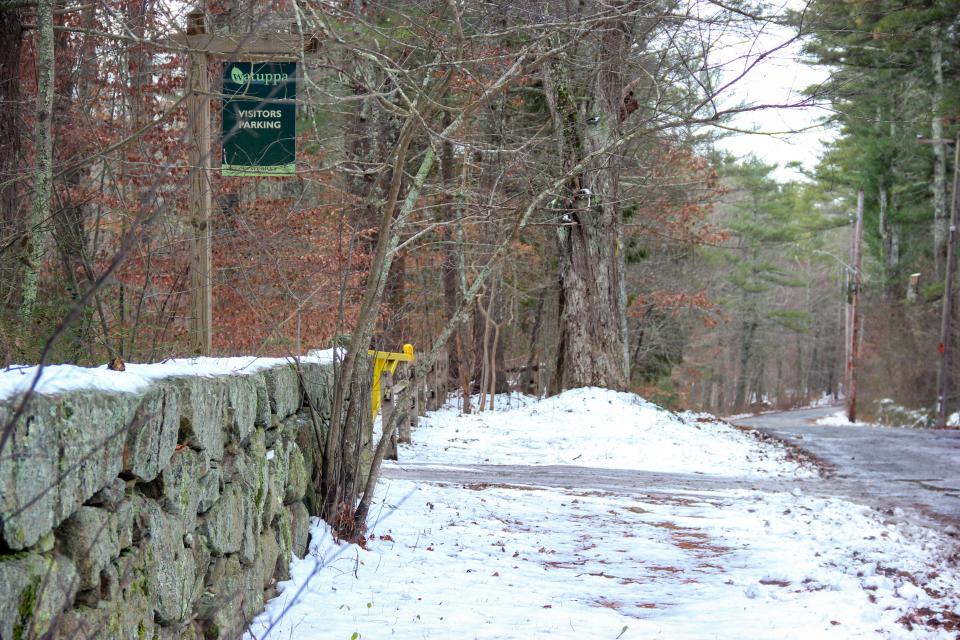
249,390,960,639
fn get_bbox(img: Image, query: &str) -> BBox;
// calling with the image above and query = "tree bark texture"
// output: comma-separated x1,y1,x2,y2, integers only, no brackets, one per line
18,0,54,324
733,318,758,412
552,10,632,391
51,3,99,363
440,115,460,384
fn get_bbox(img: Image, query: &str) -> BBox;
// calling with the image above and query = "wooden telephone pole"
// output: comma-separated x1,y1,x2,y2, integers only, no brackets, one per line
176,11,315,355
846,190,864,423
936,137,960,427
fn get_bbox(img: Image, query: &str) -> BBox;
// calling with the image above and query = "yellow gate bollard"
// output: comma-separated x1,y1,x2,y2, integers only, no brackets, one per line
368,344,414,418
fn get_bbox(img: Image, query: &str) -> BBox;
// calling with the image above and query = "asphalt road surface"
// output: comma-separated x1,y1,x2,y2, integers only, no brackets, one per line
383,405,960,532
737,405,960,529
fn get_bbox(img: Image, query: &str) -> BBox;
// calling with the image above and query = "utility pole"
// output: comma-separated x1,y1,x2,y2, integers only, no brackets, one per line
843,237,852,400
936,136,960,428
847,190,864,423
838,263,847,400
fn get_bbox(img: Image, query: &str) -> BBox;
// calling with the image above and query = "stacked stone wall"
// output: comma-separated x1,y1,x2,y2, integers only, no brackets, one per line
0,361,358,640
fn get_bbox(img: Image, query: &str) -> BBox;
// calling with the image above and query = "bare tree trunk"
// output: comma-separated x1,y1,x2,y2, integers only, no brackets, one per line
0,8,24,332
383,248,406,347
477,282,495,412
440,112,460,384
18,0,54,324
492,278,508,394
457,331,472,414
323,115,426,525
753,359,766,407
478,310,490,412
52,2,100,363
489,319,501,407
877,182,900,284
522,289,546,395
775,357,783,408
734,319,758,412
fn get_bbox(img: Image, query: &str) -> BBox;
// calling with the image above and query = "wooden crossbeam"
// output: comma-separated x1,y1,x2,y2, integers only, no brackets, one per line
169,32,319,59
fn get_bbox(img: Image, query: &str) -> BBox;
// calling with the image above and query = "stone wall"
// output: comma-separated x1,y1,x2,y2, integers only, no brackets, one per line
0,360,364,640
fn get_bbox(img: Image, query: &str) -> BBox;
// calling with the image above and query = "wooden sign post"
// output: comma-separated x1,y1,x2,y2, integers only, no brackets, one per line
175,11,316,354
187,38,212,355
936,136,960,428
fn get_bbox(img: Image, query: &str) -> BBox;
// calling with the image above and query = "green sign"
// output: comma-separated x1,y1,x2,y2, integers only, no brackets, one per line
221,61,296,176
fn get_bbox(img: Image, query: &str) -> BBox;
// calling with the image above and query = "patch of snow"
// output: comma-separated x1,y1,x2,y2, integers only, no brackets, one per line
875,399,934,429
809,393,839,408
815,411,874,427
723,411,759,421
390,463,485,473
724,394,839,421
397,387,813,477
0,349,337,401
250,479,960,639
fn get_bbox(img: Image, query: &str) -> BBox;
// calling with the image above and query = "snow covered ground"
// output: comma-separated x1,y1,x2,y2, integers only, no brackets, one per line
392,388,814,477
816,404,934,429
248,388,960,639
0,350,335,401
251,482,960,640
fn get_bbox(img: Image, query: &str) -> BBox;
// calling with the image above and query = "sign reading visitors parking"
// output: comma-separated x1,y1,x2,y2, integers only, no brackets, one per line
221,61,296,176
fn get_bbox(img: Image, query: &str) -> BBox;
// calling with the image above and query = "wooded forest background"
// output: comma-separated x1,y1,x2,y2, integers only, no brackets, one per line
1,0,958,422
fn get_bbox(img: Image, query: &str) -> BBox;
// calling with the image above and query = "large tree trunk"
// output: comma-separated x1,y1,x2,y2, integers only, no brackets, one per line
553,10,631,391
556,210,627,389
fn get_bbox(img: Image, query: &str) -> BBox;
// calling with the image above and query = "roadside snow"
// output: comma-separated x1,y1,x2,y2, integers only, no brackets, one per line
249,479,960,640
395,388,813,477
816,411,874,427
0,349,336,401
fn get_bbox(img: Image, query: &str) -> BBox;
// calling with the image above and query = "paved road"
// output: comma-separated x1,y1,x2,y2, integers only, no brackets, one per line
383,405,960,532
735,405,960,529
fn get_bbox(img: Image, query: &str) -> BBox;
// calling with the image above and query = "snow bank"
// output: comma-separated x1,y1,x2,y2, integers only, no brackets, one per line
815,411,872,427
397,387,813,477
818,403,936,429
0,349,336,401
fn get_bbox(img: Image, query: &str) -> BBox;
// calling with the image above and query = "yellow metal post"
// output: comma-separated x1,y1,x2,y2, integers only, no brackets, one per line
368,344,414,418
